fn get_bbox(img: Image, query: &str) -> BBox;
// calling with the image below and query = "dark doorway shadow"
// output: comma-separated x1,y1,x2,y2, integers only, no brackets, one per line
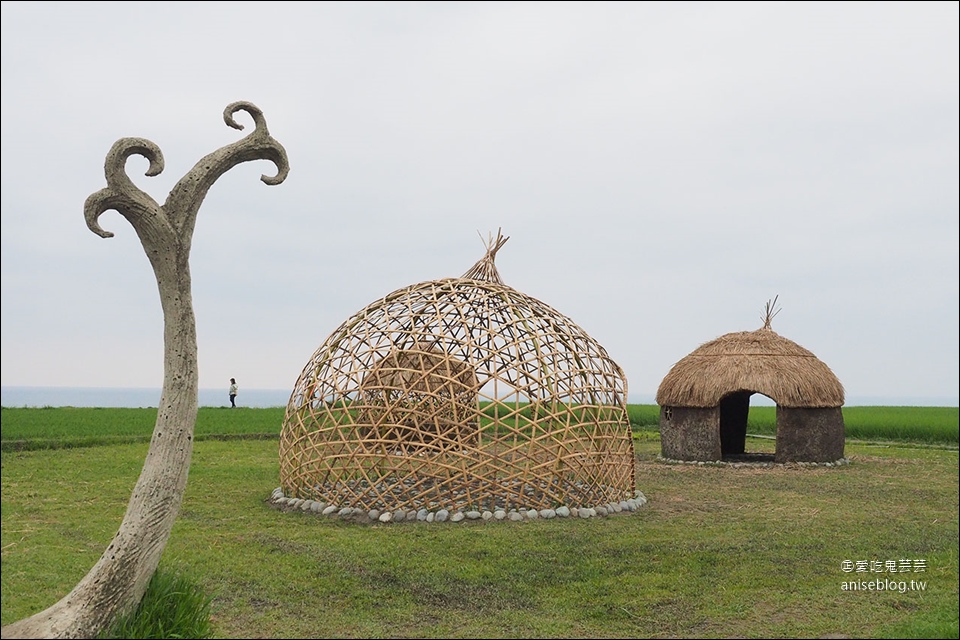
719,390,751,456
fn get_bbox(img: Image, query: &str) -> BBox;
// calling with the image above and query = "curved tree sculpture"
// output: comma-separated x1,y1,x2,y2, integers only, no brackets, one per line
0,102,289,639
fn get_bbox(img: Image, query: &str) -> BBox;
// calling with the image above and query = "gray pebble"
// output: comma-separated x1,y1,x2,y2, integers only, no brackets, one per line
494,510,507,520
508,511,524,522
435,509,449,522
556,506,570,517
378,512,392,523
450,511,465,522
539,508,556,519
466,511,481,520
322,505,339,516
368,509,380,520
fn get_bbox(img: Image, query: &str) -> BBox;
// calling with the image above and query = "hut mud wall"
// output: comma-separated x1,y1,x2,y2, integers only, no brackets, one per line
659,406,720,461
775,406,845,462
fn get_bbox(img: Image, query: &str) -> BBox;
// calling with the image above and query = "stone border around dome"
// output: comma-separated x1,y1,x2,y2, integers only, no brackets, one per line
655,456,851,468
267,488,648,524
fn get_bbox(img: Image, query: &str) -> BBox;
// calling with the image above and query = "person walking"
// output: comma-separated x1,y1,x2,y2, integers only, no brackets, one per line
229,378,238,408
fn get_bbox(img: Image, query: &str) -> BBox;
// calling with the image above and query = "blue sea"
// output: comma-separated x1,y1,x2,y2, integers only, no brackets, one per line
1,386,292,409
1,387,956,408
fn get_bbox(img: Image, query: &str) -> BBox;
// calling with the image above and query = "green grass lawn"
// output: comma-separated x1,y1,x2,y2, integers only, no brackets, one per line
2,426,957,638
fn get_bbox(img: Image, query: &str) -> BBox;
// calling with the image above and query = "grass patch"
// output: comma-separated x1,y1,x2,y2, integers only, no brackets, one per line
97,568,212,639
2,435,957,638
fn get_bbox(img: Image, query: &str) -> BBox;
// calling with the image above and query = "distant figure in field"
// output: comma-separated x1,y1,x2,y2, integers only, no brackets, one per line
229,378,238,408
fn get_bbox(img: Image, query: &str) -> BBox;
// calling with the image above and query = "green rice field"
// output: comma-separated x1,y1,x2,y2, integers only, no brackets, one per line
1,405,956,451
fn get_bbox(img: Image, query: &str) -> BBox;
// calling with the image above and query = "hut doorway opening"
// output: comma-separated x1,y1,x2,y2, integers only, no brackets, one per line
719,390,774,462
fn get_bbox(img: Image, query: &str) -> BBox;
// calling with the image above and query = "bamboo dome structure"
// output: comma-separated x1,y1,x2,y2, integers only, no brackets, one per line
279,231,636,515
656,298,845,463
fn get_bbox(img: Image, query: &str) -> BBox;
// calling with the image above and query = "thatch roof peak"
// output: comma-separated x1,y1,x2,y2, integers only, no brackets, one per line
461,228,509,284
761,295,781,331
656,311,844,408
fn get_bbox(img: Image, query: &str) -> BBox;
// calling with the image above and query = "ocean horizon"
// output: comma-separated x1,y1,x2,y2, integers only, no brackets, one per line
1,386,957,409
1,386,293,409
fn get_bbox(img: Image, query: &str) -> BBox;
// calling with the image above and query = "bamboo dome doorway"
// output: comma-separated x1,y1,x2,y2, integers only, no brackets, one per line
279,231,636,515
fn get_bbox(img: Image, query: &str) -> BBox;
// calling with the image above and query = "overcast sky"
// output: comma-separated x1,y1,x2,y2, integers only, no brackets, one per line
2,1,957,405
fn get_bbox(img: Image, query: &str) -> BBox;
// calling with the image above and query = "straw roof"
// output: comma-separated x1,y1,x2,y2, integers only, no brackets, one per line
656,300,844,408
360,341,479,399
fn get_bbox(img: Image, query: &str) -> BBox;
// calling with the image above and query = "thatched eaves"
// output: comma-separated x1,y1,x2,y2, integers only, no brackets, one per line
656,326,845,408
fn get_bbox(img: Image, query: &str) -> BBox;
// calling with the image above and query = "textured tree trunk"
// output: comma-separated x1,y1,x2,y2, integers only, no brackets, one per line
1,102,288,639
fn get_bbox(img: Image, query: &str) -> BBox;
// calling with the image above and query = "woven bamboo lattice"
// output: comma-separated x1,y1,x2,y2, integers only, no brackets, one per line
280,231,635,514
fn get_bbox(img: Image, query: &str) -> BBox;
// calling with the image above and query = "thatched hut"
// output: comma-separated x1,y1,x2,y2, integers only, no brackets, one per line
358,341,481,450
656,299,845,463
280,230,636,515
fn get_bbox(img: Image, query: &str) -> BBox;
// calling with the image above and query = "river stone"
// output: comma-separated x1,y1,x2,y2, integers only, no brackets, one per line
435,509,449,522
417,509,429,521
526,509,539,519
466,511,481,520
378,512,392,523
494,510,507,520
482,511,493,520
539,508,556,519
450,511,465,522
322,505,339,516
508,511,524,522
556,506,570,517
426,512,435,522
368,509,380,520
